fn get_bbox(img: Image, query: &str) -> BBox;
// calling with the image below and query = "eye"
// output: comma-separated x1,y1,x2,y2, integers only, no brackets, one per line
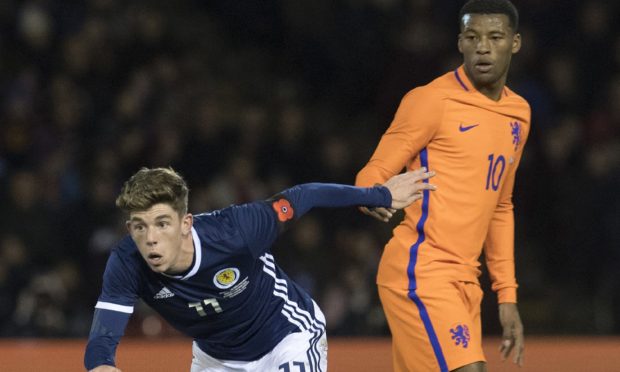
158,221,169,228
133,224,145,232
464,35,479,43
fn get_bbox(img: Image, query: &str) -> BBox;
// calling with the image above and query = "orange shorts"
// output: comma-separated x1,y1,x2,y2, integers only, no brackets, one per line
378,281,485,372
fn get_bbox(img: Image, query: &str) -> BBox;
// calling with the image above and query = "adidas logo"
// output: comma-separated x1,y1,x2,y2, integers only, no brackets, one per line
154,286,174,299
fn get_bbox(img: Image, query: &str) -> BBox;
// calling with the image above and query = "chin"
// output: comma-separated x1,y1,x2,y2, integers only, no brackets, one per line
149,263,168,273
473,74,499,87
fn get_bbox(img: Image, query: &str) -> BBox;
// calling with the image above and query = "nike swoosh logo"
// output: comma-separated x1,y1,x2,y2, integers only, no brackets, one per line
459,123,479,132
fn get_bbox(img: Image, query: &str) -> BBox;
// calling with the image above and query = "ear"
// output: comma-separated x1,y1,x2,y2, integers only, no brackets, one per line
126,220,132,234
181,213,193,236
512,33,522,54
457,33,464,53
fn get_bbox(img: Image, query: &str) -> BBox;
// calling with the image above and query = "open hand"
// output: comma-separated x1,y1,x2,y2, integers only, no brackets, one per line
361,167,436,222
383,167,436,210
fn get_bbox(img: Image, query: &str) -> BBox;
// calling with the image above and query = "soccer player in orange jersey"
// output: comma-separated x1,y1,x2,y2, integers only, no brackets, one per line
356,1,528,371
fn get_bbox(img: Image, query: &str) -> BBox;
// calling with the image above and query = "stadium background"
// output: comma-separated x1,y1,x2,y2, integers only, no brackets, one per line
0,0,619,370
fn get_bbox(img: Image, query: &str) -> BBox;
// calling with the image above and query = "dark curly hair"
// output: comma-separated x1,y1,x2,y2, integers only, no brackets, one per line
459,0,519,32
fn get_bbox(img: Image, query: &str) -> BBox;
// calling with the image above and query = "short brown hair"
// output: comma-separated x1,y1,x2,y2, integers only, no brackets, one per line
116,167,189,215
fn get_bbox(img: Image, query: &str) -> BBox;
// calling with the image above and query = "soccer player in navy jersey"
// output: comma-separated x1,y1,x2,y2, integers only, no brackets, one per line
84,166,436,372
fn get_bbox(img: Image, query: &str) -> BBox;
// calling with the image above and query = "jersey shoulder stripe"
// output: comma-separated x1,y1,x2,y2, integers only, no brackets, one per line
95,301,134,313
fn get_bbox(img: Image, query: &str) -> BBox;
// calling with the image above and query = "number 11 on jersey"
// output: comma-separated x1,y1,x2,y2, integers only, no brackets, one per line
189,298,223,316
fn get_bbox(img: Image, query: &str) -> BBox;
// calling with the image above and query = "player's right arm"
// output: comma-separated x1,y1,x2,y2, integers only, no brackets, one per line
84,248,139,371
355,87,444,221
85,308,130,371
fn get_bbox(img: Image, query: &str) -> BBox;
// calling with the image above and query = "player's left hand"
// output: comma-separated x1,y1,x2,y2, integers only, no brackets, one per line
382,167,436,210
499,303,524,367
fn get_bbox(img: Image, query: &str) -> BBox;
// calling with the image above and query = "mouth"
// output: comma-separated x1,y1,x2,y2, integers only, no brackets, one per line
147,252,164,266
474,61,493,73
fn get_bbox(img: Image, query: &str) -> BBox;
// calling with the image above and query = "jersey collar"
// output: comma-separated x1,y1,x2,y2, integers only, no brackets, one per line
454,65,509,98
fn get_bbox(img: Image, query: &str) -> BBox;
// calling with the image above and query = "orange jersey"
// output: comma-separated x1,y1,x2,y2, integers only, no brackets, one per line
356,65,530,303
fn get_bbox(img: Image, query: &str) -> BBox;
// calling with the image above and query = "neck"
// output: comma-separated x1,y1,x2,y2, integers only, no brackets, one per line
180,233,195,270
166,232,195,275
463,67,507,102
477,83,504,101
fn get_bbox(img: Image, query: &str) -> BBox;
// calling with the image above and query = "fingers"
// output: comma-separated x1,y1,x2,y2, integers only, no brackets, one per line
514,338,524,367
360,207,393,222
402,182,437,204
513,327,525,366
407,168,437,196
499,323,514,360
398,167,435,185
416,182,438,192
499,329,524,366
499,338,524,367
383,167,436,189
368,208,392,222
401,184,436,205
497,303,524,366
411,167,436,181
499,337,514,361
378,167,439,210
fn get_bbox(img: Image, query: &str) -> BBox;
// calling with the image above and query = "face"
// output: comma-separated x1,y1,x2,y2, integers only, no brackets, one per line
127,203,193,274
458,13,521,96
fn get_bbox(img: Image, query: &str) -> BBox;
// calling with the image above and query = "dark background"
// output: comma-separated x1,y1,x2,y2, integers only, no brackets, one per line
0,0,619,339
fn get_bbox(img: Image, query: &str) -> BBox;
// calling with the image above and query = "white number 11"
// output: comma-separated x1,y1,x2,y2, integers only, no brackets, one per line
188,298,223,316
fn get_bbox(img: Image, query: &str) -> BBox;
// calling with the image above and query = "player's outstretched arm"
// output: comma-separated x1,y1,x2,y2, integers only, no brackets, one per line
89,366,122,372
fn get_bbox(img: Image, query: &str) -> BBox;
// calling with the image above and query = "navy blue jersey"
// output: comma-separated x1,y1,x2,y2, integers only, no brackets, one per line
85,183,391,369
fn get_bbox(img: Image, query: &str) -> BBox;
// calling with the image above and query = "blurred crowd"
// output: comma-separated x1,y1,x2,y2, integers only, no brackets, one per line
0,0,619,339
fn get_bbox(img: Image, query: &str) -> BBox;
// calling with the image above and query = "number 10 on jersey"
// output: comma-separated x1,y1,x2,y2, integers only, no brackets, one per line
486,153,506,191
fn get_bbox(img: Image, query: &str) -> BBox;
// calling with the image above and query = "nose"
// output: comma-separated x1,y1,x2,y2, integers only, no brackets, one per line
146,227,157,246
477,36,490,54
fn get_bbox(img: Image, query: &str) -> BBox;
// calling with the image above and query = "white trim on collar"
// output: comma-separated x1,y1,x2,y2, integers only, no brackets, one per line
182,226,202,280
162,226,202,280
